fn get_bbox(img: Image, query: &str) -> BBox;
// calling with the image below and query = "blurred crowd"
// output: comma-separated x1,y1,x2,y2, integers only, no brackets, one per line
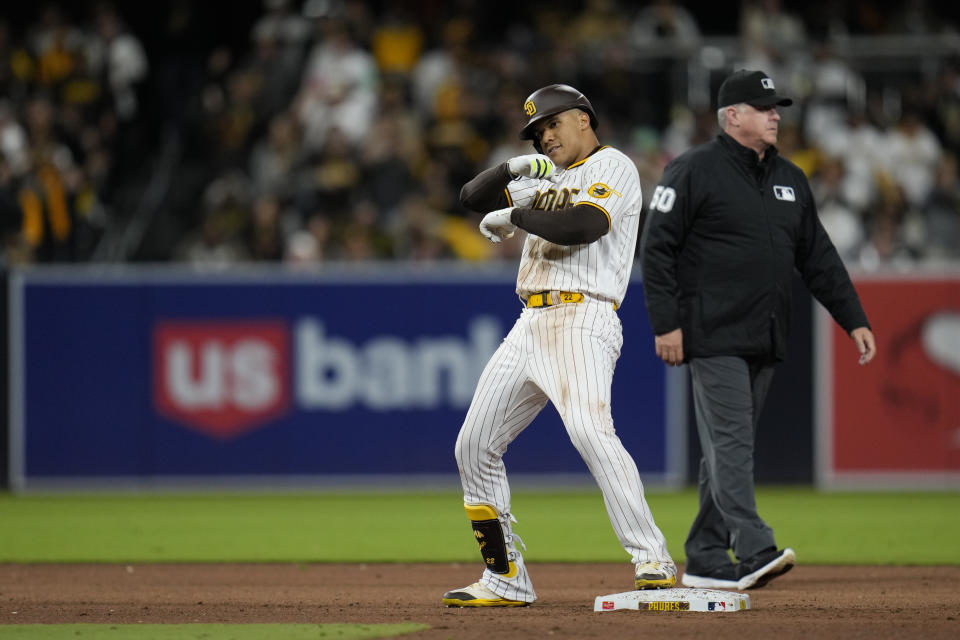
0,2,147,262
1,0,959,269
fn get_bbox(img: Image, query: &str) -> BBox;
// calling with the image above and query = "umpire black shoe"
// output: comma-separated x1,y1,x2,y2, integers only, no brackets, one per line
736,547,795,590
680,563,739,589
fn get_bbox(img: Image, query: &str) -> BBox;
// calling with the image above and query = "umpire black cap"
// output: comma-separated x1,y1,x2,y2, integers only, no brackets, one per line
717,70,793,109
519,84,598,141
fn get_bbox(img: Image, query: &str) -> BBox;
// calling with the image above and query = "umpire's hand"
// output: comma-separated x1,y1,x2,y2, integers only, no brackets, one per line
850,326,877,365
655,328,684,366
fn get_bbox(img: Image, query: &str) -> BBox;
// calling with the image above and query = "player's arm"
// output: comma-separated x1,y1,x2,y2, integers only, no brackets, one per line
510,154,642,246
460,163,513,212
461,155,556,212
510,205,609,245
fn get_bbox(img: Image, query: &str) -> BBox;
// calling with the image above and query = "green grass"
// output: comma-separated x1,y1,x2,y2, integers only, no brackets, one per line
744,488,960,564
0,624,429,639
0,488,957,565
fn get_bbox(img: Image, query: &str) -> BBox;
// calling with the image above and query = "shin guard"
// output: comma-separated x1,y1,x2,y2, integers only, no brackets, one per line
465,503,518,578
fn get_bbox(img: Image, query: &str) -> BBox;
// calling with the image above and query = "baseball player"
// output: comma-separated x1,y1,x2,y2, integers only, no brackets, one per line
442,84,675,607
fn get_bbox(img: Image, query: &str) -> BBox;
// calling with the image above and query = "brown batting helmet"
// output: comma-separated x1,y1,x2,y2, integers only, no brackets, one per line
519,84,598,142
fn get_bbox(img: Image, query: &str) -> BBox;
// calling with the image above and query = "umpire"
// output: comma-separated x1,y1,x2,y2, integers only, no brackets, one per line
640,69,877,590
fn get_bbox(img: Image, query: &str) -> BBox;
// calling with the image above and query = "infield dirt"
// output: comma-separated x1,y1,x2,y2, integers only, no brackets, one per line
2,563,958,639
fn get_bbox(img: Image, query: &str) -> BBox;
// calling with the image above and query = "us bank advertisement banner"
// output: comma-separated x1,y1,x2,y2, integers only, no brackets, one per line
9,266,679,490
816,271,960,489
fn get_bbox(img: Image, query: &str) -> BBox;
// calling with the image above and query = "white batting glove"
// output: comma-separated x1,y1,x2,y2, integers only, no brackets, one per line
479,207,517,243
507,154,555,180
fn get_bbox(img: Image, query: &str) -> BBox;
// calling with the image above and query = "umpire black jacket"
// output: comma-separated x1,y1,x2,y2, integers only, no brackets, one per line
641,132,869,362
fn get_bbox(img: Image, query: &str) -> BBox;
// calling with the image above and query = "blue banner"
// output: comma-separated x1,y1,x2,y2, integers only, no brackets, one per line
11,266,674,489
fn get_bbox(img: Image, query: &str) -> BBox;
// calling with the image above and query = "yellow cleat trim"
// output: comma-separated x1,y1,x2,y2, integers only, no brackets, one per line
635,575,677,590
442,596,529,608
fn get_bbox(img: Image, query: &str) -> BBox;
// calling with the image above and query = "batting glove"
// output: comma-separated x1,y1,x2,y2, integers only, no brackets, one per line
507,154,555,180
479,207,517,243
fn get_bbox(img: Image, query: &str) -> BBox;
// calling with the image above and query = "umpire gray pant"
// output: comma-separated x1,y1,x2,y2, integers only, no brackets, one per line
685,355,778,573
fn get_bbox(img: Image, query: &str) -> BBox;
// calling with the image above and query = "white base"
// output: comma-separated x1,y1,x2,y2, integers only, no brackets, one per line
594,588,750,612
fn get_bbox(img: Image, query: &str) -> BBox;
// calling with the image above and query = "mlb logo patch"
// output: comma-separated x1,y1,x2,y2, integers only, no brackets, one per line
773,185,795,201
761,78,775,89
602,601,615,610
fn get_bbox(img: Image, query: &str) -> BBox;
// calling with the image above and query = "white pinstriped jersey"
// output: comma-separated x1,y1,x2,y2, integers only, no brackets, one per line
505,145,642,307
453,145,674,603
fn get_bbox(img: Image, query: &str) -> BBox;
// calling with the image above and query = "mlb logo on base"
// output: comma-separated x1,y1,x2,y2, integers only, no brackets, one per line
153,321,292,438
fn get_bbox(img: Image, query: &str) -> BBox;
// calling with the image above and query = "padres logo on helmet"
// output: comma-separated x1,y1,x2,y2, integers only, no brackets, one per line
524,100,536,116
